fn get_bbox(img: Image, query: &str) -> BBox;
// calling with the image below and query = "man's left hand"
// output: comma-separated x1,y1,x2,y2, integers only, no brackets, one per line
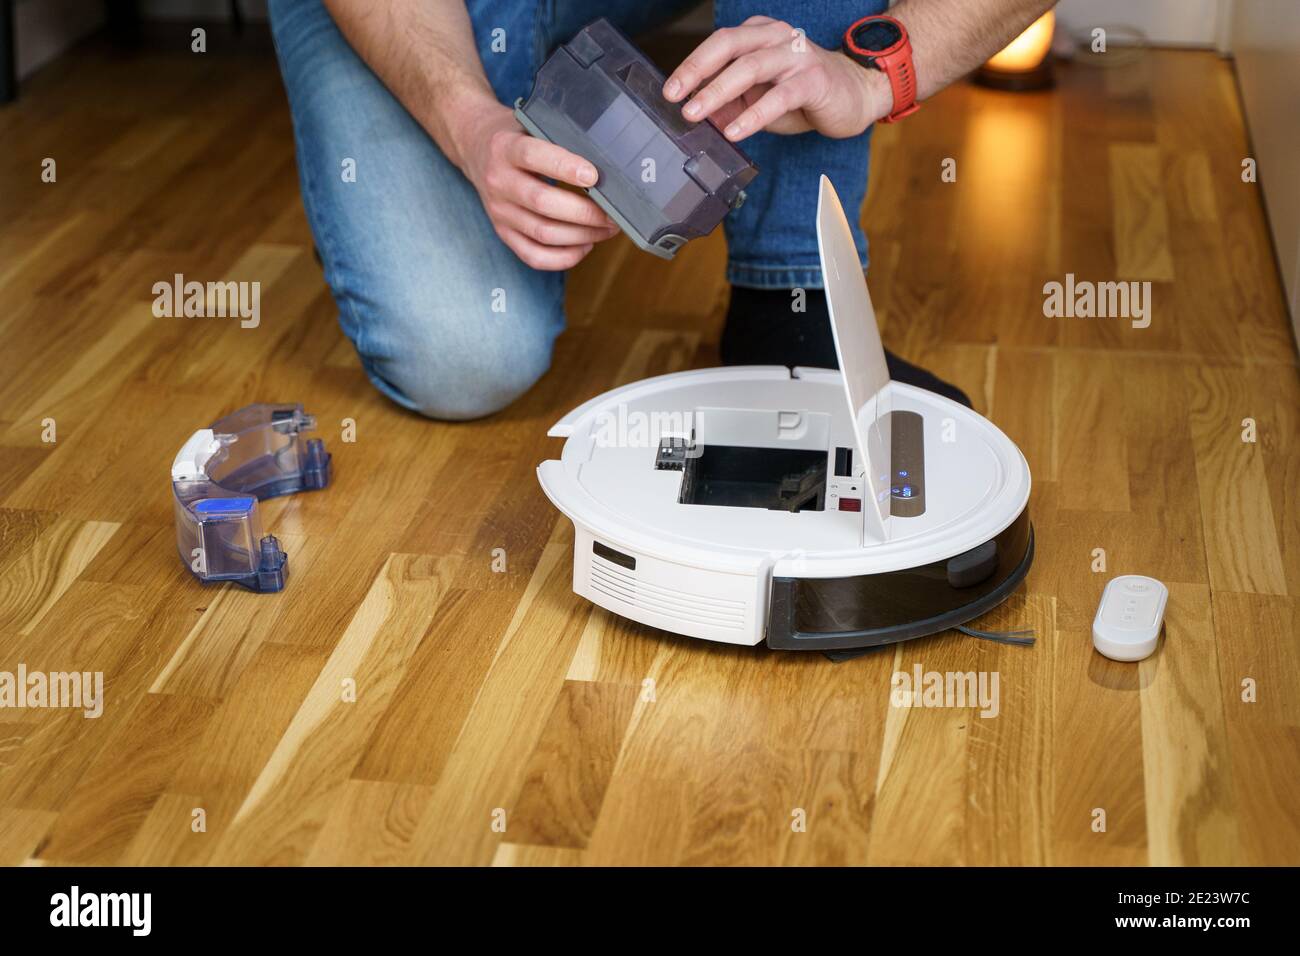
662,15,887,142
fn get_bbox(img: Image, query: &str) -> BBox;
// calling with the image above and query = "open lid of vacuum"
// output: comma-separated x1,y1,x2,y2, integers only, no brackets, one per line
815,175,893,542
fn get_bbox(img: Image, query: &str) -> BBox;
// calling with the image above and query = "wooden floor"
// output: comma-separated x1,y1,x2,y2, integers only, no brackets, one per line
1,37,1297,867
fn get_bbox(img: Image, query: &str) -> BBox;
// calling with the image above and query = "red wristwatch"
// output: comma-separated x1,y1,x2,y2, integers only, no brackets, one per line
842,14,919,124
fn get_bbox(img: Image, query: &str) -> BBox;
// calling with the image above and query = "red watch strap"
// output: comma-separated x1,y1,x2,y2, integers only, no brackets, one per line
876,47,919,124
843,14,919,124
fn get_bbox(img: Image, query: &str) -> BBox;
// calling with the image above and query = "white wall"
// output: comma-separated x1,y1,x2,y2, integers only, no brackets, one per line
1230,0,1300,335
1055,0,1223,47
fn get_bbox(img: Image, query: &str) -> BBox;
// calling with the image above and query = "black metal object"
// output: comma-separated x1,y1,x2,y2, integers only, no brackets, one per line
104,0,141,45
654,436,693,472
0,1,15,105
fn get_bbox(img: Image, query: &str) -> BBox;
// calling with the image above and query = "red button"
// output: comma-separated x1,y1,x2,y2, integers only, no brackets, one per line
838,498,862,512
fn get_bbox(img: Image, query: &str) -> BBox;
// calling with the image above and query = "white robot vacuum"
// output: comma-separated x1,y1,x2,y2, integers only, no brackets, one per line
538,177,1033,651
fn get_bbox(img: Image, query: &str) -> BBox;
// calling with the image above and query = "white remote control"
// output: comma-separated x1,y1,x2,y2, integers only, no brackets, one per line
1092,575,1168,661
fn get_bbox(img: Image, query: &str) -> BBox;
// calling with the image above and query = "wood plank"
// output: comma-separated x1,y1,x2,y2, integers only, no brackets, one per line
352,588,521,786
0,807,57,867
34,693,219,864
1184,366,1287,595
208,554,452,865
507,680,636,849
0,517,119,635
403,526,593,865
1110,143,1175,281
964,594,1056,866
1138,583,1240,865
491,842,585,866
149,531,324,699
866,638,972,865
1053,352,1130,513
159,642,330,865
1209,593,1300,865
303,780,433,866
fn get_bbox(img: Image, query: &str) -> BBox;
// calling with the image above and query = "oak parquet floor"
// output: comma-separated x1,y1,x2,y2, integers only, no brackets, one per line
1,38,1296,866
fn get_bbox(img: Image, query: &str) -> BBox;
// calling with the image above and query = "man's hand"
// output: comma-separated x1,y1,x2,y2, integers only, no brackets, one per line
663,16,886,142
457,106,619,271
322,2,619,271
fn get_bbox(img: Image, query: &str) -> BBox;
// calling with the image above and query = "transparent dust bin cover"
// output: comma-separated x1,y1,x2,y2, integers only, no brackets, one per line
171,403,331,592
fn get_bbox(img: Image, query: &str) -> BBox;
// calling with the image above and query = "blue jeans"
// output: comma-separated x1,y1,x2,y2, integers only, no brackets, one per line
268,0,884,419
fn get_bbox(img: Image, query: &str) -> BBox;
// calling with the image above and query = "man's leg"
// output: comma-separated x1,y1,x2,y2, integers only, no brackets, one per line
269,0,564,420
718,0,884,293
713,0,970,406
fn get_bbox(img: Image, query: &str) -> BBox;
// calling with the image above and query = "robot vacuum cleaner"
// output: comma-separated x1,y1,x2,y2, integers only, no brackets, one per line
538,177,1033,651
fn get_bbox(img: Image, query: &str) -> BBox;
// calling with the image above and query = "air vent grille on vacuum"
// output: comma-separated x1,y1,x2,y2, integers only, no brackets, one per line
589,554,746,631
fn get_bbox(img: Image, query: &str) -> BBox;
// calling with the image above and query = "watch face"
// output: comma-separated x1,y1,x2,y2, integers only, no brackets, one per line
855,19,903,52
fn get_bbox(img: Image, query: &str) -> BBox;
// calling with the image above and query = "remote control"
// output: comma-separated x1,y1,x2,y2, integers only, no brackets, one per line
1092,575,1168,661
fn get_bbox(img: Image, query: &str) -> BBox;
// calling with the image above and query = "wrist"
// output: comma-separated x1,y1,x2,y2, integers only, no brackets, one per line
431,83,506,173
842,13,918,125
855,61,894,128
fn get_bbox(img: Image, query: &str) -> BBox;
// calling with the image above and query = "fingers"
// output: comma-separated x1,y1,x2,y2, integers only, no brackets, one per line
505,133,599,188
496,224,593,271
720,72,816,140
495,201,620,247
498,168,612,228
486,129,611,226
663,20,790,102
680,46,792,123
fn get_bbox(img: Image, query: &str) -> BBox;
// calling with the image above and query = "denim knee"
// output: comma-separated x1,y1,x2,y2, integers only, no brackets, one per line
350,272,566,421
270,0,567,420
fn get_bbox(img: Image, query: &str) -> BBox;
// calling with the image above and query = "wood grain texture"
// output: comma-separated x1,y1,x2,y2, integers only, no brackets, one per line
0,41,1296,866
1110,143,1176,281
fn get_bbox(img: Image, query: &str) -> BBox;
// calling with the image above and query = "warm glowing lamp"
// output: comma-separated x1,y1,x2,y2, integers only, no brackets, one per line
975,10,1055,91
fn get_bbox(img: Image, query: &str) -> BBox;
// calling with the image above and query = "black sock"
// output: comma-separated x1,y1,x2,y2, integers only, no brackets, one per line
720,286,973,408
720,286,840,369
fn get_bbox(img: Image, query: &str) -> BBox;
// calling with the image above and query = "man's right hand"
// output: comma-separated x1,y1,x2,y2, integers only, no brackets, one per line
458,106,619,271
